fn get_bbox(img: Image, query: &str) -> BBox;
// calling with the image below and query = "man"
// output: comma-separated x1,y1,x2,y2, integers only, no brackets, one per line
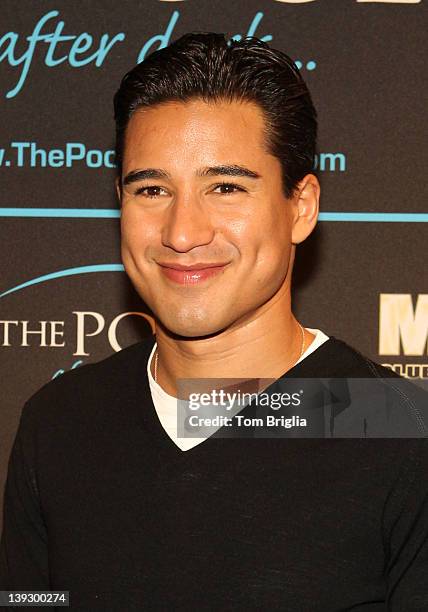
1,33,427,610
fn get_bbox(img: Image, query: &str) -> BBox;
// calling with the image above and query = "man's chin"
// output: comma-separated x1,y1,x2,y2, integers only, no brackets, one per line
156,316,230,341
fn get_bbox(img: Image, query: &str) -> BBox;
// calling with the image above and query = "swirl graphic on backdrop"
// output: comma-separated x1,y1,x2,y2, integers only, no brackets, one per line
0,264,125,299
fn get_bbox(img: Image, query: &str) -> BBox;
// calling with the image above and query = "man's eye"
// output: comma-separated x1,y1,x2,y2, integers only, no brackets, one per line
212,183,245,195
135,185,167,198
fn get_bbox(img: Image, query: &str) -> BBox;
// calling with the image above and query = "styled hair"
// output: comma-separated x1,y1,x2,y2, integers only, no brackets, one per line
113,32,317,198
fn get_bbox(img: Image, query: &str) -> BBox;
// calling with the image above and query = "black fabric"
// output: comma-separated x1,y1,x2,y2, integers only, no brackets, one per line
1,336,428,611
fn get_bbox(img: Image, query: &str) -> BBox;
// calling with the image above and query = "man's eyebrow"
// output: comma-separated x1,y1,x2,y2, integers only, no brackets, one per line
197,165,261,179
122,164,261,186
122,168,171,185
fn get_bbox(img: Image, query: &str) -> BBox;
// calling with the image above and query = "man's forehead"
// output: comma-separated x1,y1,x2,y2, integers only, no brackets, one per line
122,98,271,170
125,97,267,136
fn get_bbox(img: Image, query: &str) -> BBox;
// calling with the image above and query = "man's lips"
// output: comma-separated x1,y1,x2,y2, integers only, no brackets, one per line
157,262,230,284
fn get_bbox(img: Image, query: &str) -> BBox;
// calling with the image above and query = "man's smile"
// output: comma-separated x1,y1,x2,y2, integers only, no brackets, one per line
157,261,231,285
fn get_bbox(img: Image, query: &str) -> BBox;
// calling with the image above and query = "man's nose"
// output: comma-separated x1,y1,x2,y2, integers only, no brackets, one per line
161,192,215,253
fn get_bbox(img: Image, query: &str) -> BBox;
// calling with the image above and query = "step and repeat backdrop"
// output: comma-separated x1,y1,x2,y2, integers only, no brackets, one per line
1,0,427,525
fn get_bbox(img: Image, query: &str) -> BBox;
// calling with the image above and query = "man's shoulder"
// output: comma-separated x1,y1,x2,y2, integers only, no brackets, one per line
305,335,398,379
302,336,428,437
20,335,155,430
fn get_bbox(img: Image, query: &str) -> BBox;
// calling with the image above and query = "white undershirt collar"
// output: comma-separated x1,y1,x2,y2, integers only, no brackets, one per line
147,328,330,451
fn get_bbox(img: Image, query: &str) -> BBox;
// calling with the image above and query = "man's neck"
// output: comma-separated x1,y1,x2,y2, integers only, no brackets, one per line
151,292,315,397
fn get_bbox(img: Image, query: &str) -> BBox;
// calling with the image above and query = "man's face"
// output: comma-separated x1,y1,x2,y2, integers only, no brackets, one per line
119,98,297,338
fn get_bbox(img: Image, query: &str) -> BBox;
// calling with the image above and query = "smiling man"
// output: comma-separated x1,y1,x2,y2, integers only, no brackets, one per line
1,33,427,611
119,95,320,396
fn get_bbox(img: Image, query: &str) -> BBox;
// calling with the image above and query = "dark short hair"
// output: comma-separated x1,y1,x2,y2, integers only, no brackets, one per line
114,32,317,198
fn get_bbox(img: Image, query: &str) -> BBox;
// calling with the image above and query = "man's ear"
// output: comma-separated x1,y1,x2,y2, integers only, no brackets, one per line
115,176,122,204
290,174,320,245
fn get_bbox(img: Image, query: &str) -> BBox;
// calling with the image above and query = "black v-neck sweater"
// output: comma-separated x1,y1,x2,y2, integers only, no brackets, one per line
1,336,428,611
